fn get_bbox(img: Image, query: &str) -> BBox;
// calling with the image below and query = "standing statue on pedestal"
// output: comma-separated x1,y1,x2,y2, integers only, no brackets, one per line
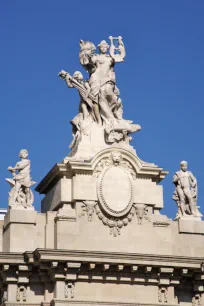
172,161,202,219
59,36,141,154
6,149,36,209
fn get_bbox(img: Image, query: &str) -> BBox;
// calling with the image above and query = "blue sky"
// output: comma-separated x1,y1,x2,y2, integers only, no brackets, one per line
0,1,204,218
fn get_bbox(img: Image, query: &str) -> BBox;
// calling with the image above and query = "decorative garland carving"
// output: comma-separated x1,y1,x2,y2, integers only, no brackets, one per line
95,204,135,237
65,282,75,299
93,151,136,180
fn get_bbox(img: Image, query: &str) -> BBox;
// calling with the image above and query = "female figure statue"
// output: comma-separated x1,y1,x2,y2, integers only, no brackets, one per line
79,38,125,126
59,36,141,153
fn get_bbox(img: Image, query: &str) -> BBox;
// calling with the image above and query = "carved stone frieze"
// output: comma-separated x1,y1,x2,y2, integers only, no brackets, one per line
158,286,168,303
65,282,75,299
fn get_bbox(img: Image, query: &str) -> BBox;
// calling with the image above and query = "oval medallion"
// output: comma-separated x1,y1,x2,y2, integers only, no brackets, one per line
97,166,133,217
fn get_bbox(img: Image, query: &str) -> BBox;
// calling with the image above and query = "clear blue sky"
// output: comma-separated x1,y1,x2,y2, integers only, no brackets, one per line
1,1,204,218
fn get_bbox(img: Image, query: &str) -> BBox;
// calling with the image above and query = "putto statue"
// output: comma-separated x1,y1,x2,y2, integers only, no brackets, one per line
59,36,141,154
172,161,202,219
6,149,36,209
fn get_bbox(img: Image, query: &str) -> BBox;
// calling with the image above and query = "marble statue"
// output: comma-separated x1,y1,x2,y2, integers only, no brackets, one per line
172,161,202,219
6,149,36,209
59,70,102,149
59,36,141,151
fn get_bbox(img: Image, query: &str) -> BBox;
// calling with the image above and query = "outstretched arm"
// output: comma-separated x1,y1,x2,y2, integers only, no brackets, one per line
58,70,73,88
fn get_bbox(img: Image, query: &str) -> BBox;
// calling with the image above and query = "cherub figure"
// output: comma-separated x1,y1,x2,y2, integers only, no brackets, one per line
59,70,101,125
6,149,36,209
59,69,102,148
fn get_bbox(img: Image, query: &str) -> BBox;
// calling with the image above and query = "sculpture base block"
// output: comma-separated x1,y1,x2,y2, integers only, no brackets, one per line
3,209,37,252
178,217,204,234
65,123,136,162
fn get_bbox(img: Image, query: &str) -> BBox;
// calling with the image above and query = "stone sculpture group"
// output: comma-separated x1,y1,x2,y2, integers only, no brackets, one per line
2,35,204,306
5,36,202,220
59,36,141,151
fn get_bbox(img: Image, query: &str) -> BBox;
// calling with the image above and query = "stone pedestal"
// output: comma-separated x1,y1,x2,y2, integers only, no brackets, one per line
178,216,204,234
3,209,37,252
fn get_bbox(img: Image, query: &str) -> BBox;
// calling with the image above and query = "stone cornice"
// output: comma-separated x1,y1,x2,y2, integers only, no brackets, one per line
35,148,168,195
0,250,202,272
52,300,178,306
27,249,203,270
35,163,70,194
4,303,39,306
0,249,202,291
0,253,24,264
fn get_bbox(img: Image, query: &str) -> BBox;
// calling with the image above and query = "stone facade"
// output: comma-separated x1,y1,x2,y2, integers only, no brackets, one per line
1,36,204,306
0,146,204,306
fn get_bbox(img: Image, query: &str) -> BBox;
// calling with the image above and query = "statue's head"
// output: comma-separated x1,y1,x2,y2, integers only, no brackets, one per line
73,71,83,81
180,160,188,172
79,40,96,55
19,149,28,159
98,40,109,54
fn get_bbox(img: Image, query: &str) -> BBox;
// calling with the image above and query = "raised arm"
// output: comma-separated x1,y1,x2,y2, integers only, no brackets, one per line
58,70,73,88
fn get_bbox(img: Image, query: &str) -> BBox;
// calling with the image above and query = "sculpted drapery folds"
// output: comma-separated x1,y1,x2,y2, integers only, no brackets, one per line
5,149,36,209
172,161,202,219
59,36,141,150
